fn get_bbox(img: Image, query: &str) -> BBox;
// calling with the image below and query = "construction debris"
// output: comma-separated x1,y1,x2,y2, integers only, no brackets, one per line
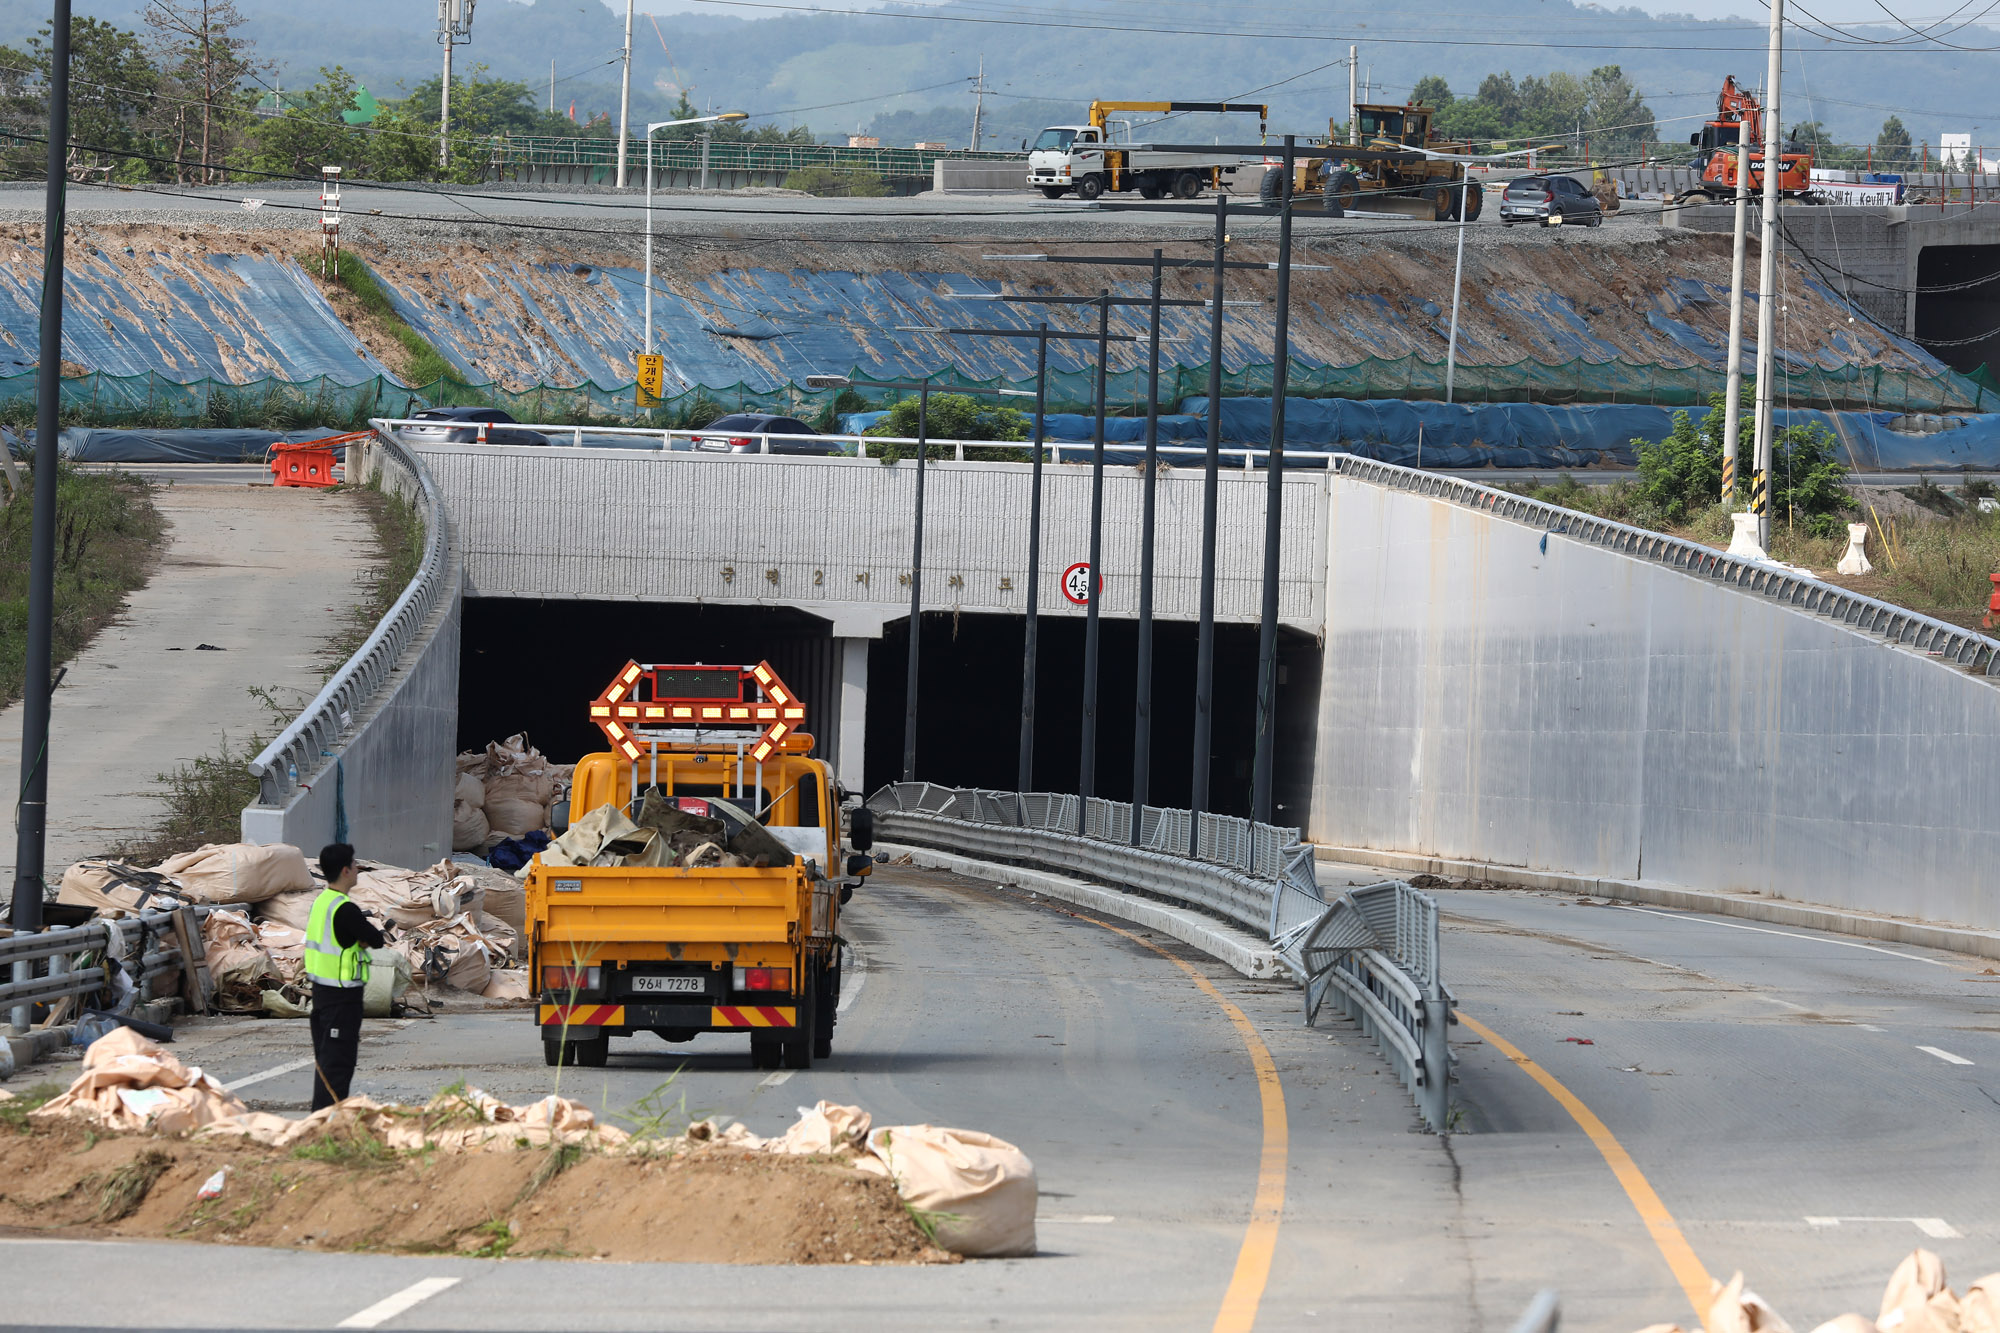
453,734,572,851
1630,1251,2000,1333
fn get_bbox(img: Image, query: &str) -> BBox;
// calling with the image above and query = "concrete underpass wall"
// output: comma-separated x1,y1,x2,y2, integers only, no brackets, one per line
1310,477,2000,928
241,451,462,869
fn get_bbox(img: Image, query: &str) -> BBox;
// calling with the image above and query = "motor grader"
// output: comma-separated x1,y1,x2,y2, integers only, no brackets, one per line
1257,101,1484,222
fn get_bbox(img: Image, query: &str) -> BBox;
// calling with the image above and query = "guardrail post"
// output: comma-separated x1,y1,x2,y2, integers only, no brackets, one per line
8,956,29,1033
1420,980,1451,1132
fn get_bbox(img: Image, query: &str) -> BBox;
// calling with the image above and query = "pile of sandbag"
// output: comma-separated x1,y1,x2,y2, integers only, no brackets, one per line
1632,1250,1999,1333
453,734,573,851
676,1100,1037,1258
329,858,524,1001
57,843,314,918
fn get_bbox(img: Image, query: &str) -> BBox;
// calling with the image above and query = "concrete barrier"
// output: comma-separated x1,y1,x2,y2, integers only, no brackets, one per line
934,159,1031,192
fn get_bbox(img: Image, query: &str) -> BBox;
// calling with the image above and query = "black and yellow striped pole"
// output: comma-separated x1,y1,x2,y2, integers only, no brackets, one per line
1750,467,1768,521
1721,453,1736,500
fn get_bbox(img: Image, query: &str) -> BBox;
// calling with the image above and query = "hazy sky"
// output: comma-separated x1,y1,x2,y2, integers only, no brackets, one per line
1630,0,1970,17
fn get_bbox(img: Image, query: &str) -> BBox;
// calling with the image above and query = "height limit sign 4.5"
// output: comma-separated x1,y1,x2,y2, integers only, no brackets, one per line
1062,562,1100,606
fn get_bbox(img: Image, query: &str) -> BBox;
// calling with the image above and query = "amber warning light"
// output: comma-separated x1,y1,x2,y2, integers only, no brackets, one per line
588,660,807,763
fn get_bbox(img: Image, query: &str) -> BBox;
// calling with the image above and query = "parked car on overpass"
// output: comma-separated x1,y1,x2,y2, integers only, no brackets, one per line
397,406,550,446
689,413,845,457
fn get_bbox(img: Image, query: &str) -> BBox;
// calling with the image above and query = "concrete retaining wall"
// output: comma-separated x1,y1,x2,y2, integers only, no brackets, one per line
1308,475,2000,929
240,449,462,869
935,160,1031,192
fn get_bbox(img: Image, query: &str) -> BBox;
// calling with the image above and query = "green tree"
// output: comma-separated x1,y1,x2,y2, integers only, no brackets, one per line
863,393,1028,462
1875,115,1913,170
16,18,165,182
1582,65,1654,160
1770,423,1853,538
234,64,364,178
1410,75,1453,108
143,0,264,183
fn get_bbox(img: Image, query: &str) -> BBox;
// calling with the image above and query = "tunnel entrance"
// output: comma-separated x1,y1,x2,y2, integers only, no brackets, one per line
458,601,1323,825
866,612,1321,824
1915,244,2000,376
458,601,839,765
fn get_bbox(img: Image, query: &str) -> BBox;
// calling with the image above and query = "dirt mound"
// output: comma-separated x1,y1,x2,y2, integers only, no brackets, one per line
0,1119,949,1264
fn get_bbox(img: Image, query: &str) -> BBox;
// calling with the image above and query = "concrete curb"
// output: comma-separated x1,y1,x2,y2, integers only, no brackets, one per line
3,998,185,1077
879,842,1291,982
1314,845,2000,962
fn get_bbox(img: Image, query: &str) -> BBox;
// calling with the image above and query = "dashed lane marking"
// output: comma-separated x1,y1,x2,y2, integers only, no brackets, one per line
1042,1214,1116,1224
1047,907,1286,1333
1609,905,1948,966
1807,1216,1963,1239
757,1068,796,1089
1455,1010,1714,1325
838,942,867,1016
336,1276,460,1329
221,1057,313,1092
1918,1045,1974,1065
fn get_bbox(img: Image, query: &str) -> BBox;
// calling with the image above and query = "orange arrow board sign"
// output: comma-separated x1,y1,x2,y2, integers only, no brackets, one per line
587,660,805,763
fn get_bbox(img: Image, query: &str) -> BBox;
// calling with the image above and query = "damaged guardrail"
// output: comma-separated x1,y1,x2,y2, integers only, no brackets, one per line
2,907,208,1040
866,782,1455,1131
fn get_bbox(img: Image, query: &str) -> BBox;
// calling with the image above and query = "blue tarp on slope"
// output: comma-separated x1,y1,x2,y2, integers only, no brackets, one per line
53,428,357,462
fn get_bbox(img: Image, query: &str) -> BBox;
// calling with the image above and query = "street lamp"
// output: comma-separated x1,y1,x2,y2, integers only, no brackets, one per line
644,112,748,355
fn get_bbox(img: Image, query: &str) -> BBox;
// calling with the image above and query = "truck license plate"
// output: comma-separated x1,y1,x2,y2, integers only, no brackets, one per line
632,975,705,994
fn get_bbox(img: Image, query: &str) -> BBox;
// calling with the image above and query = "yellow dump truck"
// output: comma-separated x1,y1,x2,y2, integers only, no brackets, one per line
524,660,874,1070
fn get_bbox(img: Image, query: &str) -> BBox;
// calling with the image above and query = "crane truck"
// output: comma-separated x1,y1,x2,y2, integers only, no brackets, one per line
1676,75,1819,206
1027,100,1267,200
524,660,873,1070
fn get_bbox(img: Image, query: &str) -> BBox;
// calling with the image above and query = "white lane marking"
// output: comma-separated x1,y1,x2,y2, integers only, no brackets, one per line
1609,905,1947,966
1041,1214,1116,1225
757,1069,796,1089
222,1057,313,1091
1860,1025,1886,1032
1918,1045,1974,1066
336,1277,461,1328
1806,1216,1963,1239
837,942,867,1016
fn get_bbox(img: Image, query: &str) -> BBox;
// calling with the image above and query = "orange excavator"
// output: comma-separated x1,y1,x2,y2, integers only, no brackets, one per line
1675,75,1821,206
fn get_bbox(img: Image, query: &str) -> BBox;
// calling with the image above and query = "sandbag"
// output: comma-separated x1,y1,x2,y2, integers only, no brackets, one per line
253,887,318,932
351,862,476,927
474,909,518,962
454,772,485,807
362,946,413,1018
29,1028,248,1136
487,732,557,805
478,878,526,933
484,796,547,837
1963,1274,2000,1333
57,861,190,918
1880,1250,1962,1333
456,750,490,782
256,922,307,985
1808,1319,1883,1333
153,843,313,904
201,909,276,1011
453,799,491,852
860,1124,1037,1257
481,968,529,1000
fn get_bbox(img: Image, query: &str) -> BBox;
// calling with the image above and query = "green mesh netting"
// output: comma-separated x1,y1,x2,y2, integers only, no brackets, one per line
5,353,1995,430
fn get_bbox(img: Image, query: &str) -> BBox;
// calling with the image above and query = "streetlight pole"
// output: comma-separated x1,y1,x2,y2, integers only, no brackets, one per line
1021,327,1048,792
1191,194,1227,856
643,112,747,356
615,0,634,188
1444,177,1468,405
1752,2,1785,552
1130,251,1164,842
1251,135,1296,827
903,379,930,783
13,0,70,1023
1722,123,1753,502
1078,291,1110,835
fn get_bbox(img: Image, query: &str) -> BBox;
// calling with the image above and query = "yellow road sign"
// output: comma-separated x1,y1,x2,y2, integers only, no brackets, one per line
635,353,665,408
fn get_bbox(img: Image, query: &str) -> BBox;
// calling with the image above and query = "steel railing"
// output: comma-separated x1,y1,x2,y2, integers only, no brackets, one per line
247,431,455,806
867,782,1455,1130
481,135,1022,176
2,906,210,1026
1327,453,2000,678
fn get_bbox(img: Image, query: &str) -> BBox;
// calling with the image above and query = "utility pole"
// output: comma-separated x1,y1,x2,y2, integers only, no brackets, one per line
1191,195,1226,855
549,59,554,114
1444,177,1468,404
615,0,635,187
1348,45,1358,145
970,56,985,150
14,0,72,1024
437,0,475,170
1077,291,1110,834
1722,117,1752,502
1752,0,1784,551
1130,252,1164,839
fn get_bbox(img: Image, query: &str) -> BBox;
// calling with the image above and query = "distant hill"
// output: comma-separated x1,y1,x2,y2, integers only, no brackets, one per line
0,0,1988,149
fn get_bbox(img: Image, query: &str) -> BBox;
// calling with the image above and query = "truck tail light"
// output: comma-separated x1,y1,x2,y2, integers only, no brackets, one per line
734,966,792,992
543,965,601,993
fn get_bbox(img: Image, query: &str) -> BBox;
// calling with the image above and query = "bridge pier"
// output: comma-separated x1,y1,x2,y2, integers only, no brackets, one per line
837,636,869,794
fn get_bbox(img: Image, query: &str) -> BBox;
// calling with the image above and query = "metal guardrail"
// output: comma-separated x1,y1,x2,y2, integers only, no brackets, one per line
867,782,1456,1130
1326,454,2000,678
481,135,1021,177
247,431,454,806
2,907,206,1023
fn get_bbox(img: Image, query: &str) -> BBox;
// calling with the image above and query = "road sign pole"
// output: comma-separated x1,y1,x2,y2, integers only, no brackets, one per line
1077,292,1110,835
1190,194,1226,855
1130,252,1163,844
1251,136,1296,827
902,380,929,783
1018,324,1049,793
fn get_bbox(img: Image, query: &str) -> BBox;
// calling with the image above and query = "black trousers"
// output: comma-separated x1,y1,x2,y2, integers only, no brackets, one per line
309,982,366,1111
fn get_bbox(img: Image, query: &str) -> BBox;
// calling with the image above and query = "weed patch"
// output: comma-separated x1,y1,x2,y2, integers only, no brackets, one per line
0,1082,63,1131
95,1149,172,1221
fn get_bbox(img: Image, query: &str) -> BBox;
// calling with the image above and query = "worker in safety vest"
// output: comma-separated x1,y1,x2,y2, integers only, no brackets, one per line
304,843,386,1110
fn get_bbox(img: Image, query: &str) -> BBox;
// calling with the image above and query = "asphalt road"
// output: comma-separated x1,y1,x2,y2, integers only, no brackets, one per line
5,865,1995,1330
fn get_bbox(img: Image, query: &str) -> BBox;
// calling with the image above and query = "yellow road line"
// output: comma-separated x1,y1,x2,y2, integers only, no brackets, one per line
1455,1010,1713,1323
1063,909,1288,1333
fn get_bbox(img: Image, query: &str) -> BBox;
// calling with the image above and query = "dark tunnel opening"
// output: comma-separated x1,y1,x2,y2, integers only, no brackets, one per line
865,612,1321,824
458,600,1323,825
1915,244,2000,376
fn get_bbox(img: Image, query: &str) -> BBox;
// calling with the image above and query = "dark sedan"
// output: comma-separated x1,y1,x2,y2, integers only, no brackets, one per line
688,414,845,457
1498,175,1603,227
397,406,550,446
